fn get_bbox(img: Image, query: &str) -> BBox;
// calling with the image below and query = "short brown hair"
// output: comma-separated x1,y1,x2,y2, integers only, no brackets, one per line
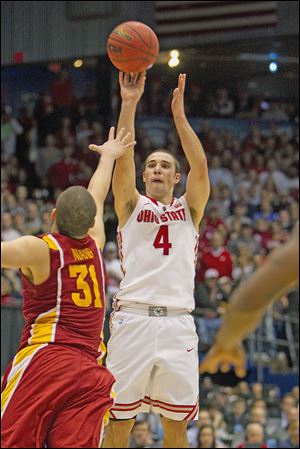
144,149,181,173
56,186,96,238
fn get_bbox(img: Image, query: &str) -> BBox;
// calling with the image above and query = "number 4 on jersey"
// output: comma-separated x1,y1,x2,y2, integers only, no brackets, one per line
153,225,172,255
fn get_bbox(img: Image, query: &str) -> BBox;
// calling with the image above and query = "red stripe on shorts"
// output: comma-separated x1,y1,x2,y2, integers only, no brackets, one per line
111,399,143,412
184,402,199,420
189,405,199,421
110,410,117,419
113,398,142,408
144,395,194,411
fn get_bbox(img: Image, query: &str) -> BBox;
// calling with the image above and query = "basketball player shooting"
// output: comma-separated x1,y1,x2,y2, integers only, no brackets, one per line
98,72,210,448
1,128,136,448
200,222,299,378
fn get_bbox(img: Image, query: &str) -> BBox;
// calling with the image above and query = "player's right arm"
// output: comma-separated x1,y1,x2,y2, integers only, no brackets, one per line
112,72,146,227
1,236,50,283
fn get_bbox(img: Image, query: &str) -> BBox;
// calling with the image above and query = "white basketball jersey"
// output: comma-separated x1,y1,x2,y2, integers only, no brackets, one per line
116,195,199,310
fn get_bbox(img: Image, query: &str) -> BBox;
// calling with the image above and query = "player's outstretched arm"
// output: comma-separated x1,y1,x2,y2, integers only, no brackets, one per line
112,72,146,228
88,127,136,249
171,73,210,228
200,224,299,377
1,236,49,271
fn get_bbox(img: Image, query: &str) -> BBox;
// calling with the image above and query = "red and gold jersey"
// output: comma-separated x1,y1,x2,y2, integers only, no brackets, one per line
19,233,106,360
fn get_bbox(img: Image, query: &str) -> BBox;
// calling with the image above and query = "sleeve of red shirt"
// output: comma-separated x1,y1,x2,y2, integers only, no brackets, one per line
225,250,233,278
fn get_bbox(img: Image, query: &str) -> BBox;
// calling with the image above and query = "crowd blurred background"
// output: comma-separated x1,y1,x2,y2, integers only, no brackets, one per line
1,1,299,447
1,67,299,447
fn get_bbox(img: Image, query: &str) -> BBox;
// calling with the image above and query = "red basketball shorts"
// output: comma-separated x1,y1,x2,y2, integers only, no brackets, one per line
1,343,115,448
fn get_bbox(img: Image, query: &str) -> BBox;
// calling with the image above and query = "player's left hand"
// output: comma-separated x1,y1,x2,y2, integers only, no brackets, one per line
199,343,247,378
171,73,186,119
89,127,136,159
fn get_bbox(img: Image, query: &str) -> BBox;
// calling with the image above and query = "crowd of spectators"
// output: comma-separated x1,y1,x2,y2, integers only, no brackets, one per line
1,70,299,447
1,77,299,361
111,74,298,122
127,381,299,448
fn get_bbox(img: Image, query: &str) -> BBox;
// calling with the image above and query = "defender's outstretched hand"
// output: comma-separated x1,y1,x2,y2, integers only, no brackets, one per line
89,127,136,159
171,73,186,119
119,71,146,104
199,343,247,378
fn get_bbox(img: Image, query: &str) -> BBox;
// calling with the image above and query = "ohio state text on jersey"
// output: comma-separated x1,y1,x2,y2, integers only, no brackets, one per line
116,195,199,310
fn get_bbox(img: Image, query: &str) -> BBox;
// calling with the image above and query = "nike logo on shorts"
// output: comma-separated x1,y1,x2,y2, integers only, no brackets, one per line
187,348,194,352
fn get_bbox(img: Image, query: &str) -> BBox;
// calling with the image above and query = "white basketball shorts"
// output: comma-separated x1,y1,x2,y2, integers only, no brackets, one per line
106,309,199,421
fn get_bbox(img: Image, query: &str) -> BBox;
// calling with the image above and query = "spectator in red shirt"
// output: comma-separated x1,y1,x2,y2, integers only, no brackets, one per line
47,145,79,190
50,70,74,114
253,219,273,251
199,206,226,250
196,231,233,283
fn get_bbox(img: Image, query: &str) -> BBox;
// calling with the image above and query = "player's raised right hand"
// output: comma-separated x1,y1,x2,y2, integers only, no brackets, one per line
89,127,136,160
119,71,146,104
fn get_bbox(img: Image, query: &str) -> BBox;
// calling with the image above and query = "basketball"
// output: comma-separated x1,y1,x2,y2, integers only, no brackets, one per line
107,21,159,73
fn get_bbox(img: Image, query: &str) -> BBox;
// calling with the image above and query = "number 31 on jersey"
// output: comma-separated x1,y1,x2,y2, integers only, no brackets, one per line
69,264,102,308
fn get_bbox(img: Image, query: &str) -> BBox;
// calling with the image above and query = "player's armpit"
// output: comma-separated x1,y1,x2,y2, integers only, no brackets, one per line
1,236,49,270
114,193,140,229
